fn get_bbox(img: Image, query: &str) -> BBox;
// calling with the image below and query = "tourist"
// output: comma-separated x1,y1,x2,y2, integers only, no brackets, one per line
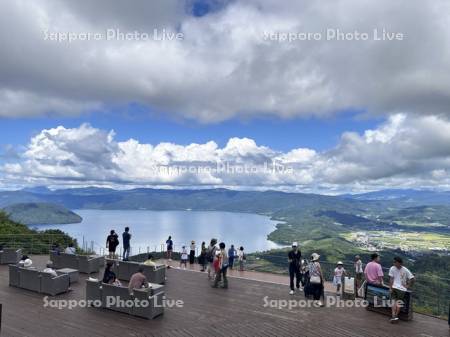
129,267,149,291
18,255,33,268
189,240,196,265
102,261,117,284
364,253,384,285
288,242,302,295
64,242,76,255
354,255,364,294
106,230,119,259
180,245,188,269
238,246,245,271
206,238,218,279
228,244,237,270
212,242,229,289
199,241,207,271
308,253,324,307
122,226,131,261
333,261,347,296
51,243,61,255
166,236,173,261
389,257,415,323
143,253,156,267
42,261,58,277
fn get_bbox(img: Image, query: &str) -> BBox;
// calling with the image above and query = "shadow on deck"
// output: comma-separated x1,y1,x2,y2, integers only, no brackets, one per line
0,256,448,337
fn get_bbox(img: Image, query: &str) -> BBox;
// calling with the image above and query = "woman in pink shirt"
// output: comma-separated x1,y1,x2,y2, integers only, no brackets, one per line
364,253,384,285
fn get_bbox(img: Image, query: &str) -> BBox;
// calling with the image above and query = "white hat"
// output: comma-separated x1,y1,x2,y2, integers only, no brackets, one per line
337,261,343,265
311,253,320,261
23,259,33,268
292,242,298,247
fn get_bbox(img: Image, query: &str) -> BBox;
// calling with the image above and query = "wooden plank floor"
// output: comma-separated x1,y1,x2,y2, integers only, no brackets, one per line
0,257,448,337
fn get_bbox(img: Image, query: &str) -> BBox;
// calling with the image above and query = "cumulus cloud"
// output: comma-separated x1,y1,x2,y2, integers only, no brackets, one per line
0,0,449,121
2,114,450,191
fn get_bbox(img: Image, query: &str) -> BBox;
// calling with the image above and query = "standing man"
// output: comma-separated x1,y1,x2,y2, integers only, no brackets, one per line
364,253,384,285
389,257,414,323
354,255,364,294
212,242,229,289
228,244,237,270
166,236,173,261
106,230,119,259
122,227,131,261
288,242,302,295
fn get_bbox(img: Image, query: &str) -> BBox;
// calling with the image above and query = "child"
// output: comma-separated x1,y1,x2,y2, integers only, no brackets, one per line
333,261,346,295
180,245,188,269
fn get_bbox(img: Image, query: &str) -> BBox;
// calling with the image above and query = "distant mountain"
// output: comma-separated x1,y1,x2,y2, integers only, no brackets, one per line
0,187,360,213
343,189,450,205
2,203,82,225
0,187,448,216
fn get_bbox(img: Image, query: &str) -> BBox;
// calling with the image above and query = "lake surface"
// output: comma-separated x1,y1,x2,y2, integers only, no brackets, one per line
34,210,281,254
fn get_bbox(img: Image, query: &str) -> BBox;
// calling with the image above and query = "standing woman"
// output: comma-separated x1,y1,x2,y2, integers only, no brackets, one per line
238,246,245,271
106,230,119,259
199,241,207,271
308,253,324,307
206,238,218,279
189,240,196,265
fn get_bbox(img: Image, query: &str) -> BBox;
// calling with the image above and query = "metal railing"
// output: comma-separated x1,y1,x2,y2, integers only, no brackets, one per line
243,253,450,320
1,235,448,319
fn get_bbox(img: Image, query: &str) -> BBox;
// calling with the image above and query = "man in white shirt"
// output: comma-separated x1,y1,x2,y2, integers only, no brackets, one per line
388,256,414,323
65,243,76,255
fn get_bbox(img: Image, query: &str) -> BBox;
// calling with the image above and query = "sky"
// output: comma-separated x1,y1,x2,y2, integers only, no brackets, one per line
1,0,450,193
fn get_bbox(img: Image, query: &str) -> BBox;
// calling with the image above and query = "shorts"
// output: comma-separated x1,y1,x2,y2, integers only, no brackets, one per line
391,288,406,301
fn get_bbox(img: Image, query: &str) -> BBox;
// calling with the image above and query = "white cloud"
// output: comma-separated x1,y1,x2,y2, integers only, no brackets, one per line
0,1,449,121
2,114,450,191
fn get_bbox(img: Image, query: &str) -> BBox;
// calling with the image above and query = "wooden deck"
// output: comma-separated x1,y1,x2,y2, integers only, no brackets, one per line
0,256,448,337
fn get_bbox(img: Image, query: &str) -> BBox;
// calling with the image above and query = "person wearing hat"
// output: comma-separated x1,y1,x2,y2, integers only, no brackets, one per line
180,245,188,269
288,242,302,295
189,240,196,265
333,261,347,296
308,253,324,306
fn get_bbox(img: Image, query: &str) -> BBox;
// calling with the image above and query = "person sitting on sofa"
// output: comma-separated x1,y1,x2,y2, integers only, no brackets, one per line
64,243,76,255
18,255,33,268
143,254,156,267
43,261,58,277
129,267,149,292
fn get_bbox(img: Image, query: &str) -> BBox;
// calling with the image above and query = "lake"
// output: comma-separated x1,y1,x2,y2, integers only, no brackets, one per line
34,209,281,254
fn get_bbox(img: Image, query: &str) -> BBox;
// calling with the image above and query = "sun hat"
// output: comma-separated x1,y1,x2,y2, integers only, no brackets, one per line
292,242,298,247
311,253,320,261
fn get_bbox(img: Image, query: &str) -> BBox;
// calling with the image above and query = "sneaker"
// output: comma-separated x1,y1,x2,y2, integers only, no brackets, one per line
390,317,399,323
289,290,295,295
318,301,324,307
298,287,303,292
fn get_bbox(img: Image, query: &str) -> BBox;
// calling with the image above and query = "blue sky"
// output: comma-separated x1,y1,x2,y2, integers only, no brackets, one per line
1,0,448,191
0,110,379,153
